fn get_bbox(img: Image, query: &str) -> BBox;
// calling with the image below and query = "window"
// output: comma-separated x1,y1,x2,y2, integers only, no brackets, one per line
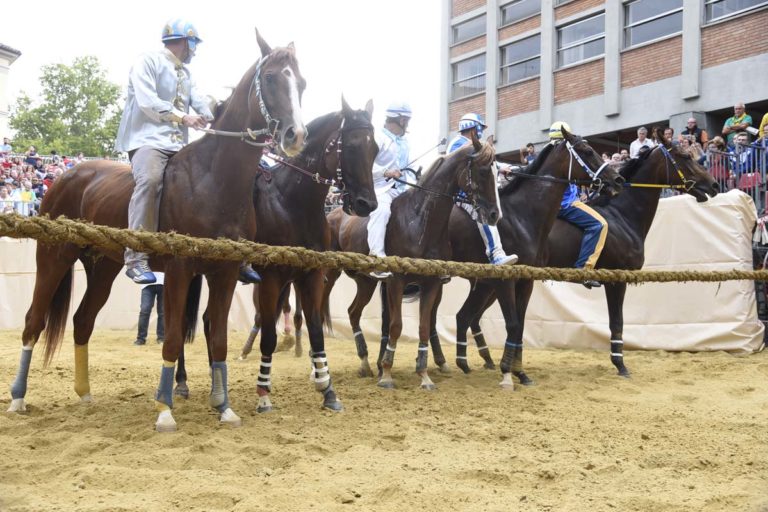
555,0,572,5
556,13,605,68
452,15,486,44
452,54,486,99
500,35,541,84
624,0,683,48
500,0,540,26
705,0,768,22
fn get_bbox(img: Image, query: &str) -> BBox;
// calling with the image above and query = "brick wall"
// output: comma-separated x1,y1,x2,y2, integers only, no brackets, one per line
449,94,486,131
452,0,485,17
499,15,541,40
450,36,487,59
555,0,604,21
701,9,768,69
498,78,541,119
554,58,604,105
621,36,682,89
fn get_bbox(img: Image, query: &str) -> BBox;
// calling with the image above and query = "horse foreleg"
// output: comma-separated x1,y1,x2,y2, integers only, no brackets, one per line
72,257,121,403
428,286,450,373
416,280,441,390
605,282,631,377
472,291,498,370
255,275,282,413
300,271,343,411
239,284,261,361
455,282,494,374
292,286,304,358
500,278,534,389
349,276,378,378
378,278,404,389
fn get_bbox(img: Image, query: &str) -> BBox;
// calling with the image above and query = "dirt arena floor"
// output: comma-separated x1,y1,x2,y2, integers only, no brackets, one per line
1,330,767,512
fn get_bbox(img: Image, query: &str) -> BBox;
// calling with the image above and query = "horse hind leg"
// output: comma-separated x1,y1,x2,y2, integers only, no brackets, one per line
605,283,631,378
349,276,378,378
238,283,261,361
292,287,303,358
428,287,450,374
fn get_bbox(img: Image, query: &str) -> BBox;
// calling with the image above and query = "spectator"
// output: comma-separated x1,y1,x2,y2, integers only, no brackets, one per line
629,127,656,158
0,137,11,156
620,148,630,161
680,117,708,146
521,143,536,165
0,185,12,213
10,180,35,216
663,127,678,145
611,153,622,164
729,132,757,176
722,102,753,146
601,152,611,163
758,112,768,141
24,146,42,166
704,138,730,186
134,272,165,346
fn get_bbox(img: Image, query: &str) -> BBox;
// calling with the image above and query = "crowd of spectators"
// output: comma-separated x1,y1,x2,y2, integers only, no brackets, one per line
0,138,88,216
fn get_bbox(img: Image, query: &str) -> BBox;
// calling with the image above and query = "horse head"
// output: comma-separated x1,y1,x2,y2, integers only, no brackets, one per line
652,127,719,202
560,126,625,197
331,97,378,216
458,132,501,225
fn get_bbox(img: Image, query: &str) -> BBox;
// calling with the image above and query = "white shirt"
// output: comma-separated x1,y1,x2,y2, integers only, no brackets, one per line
115,49,213,153
629,138,656,158
372,127,410,194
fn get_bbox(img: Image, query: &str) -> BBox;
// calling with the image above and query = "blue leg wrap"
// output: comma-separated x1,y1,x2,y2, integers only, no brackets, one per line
10,348,33,399
210,361,230,412
155,364,175,409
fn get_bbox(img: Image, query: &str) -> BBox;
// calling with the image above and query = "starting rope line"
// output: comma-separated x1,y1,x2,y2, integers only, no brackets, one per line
1,213,766,284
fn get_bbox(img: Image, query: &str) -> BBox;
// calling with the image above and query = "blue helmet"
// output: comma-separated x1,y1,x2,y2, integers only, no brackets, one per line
161,19,202,51
458,113,486,137
385,101,413,119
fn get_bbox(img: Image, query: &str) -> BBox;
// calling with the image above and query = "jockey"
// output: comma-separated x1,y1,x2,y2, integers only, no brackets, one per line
447,113,518,266
550,121,607,289
367,101,412,280
116,18,261,285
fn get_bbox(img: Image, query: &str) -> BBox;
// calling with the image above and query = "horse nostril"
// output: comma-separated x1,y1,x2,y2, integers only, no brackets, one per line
712,182,720,192
284,126,296,143
616,176,626,185
489,210,499,224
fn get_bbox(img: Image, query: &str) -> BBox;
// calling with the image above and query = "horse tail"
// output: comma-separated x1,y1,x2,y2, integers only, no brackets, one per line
321,270,340,336
184,275,203,344
42,267,74,367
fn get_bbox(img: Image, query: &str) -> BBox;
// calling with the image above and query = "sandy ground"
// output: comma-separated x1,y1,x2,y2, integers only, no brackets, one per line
1,330,767,512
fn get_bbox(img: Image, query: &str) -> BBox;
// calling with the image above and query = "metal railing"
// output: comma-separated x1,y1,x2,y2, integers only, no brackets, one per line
704,139,767,214
0,199,36,216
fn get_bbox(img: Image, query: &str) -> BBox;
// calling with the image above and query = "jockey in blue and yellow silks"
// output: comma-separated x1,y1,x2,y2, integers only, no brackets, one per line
549,121,607,289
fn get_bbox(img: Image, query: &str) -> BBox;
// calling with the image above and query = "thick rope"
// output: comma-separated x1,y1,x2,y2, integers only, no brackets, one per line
1,213,766,284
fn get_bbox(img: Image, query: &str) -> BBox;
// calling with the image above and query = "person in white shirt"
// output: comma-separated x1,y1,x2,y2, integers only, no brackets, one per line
629,126,656,158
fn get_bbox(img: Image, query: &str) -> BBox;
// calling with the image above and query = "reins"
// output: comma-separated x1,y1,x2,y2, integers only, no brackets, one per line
622,145,696,191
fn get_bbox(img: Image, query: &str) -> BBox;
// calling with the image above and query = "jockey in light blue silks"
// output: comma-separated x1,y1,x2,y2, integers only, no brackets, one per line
367,101,414,279
549,121,608,289
447,113,518,266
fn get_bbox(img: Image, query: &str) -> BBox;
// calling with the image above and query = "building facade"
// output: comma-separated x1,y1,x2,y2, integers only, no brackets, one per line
0,43,21,139
441,0,768,159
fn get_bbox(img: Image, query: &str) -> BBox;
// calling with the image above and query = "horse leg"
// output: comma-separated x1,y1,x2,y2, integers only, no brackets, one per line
378,281,390,378
238,284,261,360
204,269,242,427
428,286,450,374
300,270,343,411
416,280,441,390
378,278,404,389
321,268,340,336
71,257,121,403
255,274,283,413
470,292,498,370
455,282,494,374
605,283,631,377
9,244,79,413
348,275,378,378
292,285,304,358
500,278,534,389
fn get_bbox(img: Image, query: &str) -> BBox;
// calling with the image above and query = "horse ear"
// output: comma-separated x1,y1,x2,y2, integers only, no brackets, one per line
341,95,352,116
561,125,573,141
287,42,296,54
365,99,374,119
470,128,482,151
486,134,495,147
255,28,272,57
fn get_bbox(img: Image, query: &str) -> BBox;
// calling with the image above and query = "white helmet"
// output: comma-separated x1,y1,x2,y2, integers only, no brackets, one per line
549,121,572,140
385,101,412,119
458,113,487,132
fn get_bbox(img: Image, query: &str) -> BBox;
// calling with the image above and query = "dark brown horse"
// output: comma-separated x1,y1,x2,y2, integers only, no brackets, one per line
450,132,718,385
7,32,306,432
192,99,378,412
324,134,501,389
239,283,302,359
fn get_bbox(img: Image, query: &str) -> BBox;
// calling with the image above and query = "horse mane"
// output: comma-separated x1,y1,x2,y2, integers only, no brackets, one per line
618,147,653,183
417,156,446,185
499,142,555,196
301,111,342,158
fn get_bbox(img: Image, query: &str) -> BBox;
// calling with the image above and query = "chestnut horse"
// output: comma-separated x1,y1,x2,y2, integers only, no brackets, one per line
324,134,501,389
8,31,306,432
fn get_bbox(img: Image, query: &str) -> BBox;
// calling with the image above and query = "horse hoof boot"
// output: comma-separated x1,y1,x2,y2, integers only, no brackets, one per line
323,399,344,412
257,395,273,414
80,393,93,403
220,408,242,427
155,410,177,433
499,373,515,391
457,359,471,374
377,379,395,389
174,383,190,399
7,398,26,413
438,363,451,374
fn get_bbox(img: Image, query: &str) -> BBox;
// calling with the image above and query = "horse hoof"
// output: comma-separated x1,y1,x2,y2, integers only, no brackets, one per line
220,408,242,427
237,354,248,361
174,384,190,399
377,379,395,389
483,362,496,370
499,373,515,391
515,372,535,386
7,398,26,413
457,360,471,374
155,410,177,433
420,383,437,391
618,369,631,378
358,367,374,378
323,400,344,412
437,363,451,374
256,405,273,414
80,393,93,403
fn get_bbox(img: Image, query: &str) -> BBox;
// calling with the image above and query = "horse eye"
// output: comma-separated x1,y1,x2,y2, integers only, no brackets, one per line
264,74,275,84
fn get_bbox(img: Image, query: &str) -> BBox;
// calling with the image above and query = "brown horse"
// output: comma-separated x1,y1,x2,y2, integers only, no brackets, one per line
324,133,501,389
193,99,378,412
8,32,306,432
239,283,302,359
450,131,718,385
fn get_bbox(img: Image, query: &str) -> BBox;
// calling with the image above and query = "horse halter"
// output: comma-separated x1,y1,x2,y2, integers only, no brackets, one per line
658,145,697,191
565,139,610,192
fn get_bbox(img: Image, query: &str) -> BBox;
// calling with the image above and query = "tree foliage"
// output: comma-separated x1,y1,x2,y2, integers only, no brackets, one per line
9,56,122,157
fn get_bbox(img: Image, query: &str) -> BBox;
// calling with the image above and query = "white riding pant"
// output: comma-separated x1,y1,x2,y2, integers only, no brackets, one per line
367,187,400,257
459,202,504,261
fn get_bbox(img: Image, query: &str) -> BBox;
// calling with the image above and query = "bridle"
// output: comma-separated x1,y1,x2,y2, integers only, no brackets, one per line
200,55,284,148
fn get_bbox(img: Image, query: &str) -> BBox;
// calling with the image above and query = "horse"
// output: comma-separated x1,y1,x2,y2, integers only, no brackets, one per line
239,282,303,359
451,130,719,384
324,133,501,390
188,99,378,413
8,31,306,433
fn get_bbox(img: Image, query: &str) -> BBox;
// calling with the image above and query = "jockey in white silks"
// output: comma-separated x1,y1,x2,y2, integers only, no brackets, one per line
447,113,518,266
366,101,414,280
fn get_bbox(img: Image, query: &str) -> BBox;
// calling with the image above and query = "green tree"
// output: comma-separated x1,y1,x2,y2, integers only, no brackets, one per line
9,56,122,157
